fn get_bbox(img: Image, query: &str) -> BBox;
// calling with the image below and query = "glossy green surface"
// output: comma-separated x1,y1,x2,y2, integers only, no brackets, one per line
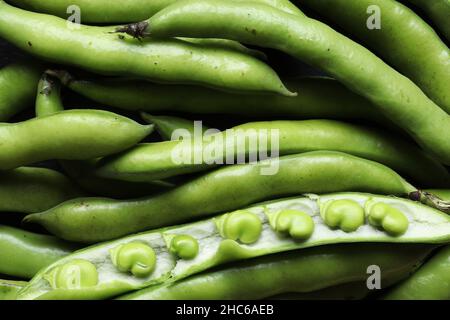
35,73,63,117
119,243,433,300
0,109,152,169
383,245,450,300
59,74,388,124
0,167,83,213
298,0,450,114
402,0,450,42
0,225,78,278
144,0,450,164
0,62,41,121
25,152,416,242
0,1,291,96
95,120,449,187
6,0,303,23
18,193,450,300
0,280,27,300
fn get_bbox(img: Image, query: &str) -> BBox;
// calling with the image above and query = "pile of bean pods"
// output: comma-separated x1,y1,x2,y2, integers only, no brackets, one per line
0,0,449,301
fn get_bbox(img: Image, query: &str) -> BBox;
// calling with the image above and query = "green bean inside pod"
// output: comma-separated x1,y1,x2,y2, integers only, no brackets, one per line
24,151,427,243
17,193,450,300
0,1,292,96
126,0,450,165
118,243,435,300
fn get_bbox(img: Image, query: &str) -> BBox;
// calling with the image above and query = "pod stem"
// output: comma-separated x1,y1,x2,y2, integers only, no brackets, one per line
409,190,450,213
115,22,150,39
45,69,74,86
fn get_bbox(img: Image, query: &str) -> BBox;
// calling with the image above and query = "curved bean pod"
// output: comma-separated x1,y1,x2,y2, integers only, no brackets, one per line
0,1,292,96
95,120,449,187
33,75,174,199
132,0,450,164
0,225,79,278
0,109,152,170
118,243,433,300
55,72,388,125
18,193,450,299
0,280,27,300
382,245,450,300
0,62,41,121
297,0,450,113
401,0,450,42
24,151,422,242
0,167,83,213
5,0,303,23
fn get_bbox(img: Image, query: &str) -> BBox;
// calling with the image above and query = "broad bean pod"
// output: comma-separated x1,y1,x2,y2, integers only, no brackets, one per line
401,0,450,42
95,120,450,187
0,167,83,213
34,73,174,199
0,62,41,121
55,72,389,125
0,1,292,96
118,243,433,300
18,193,450,299
24,151,441,242
0,225,78,278
382,245,450,300
5,0,303,23
0,109,152,170
131,0,450,164
0,280,27,300
297,0,450,113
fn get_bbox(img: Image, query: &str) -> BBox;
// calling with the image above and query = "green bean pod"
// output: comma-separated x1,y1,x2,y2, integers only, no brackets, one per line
382,245,450,300
0,62,41,121
5,0,303,23
0,109,152,170
401,0,450,42
133,0,450,165
33,73,173,199
0,1,292,96
55,72,389,125
297,0,450,114
267,282,372,300
24,151,427,242
0,167,83,213
118,243,433,300
0,280,27,300
35,73,64,117
95,120,449,187
0,225,78,278
18,193,450,299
